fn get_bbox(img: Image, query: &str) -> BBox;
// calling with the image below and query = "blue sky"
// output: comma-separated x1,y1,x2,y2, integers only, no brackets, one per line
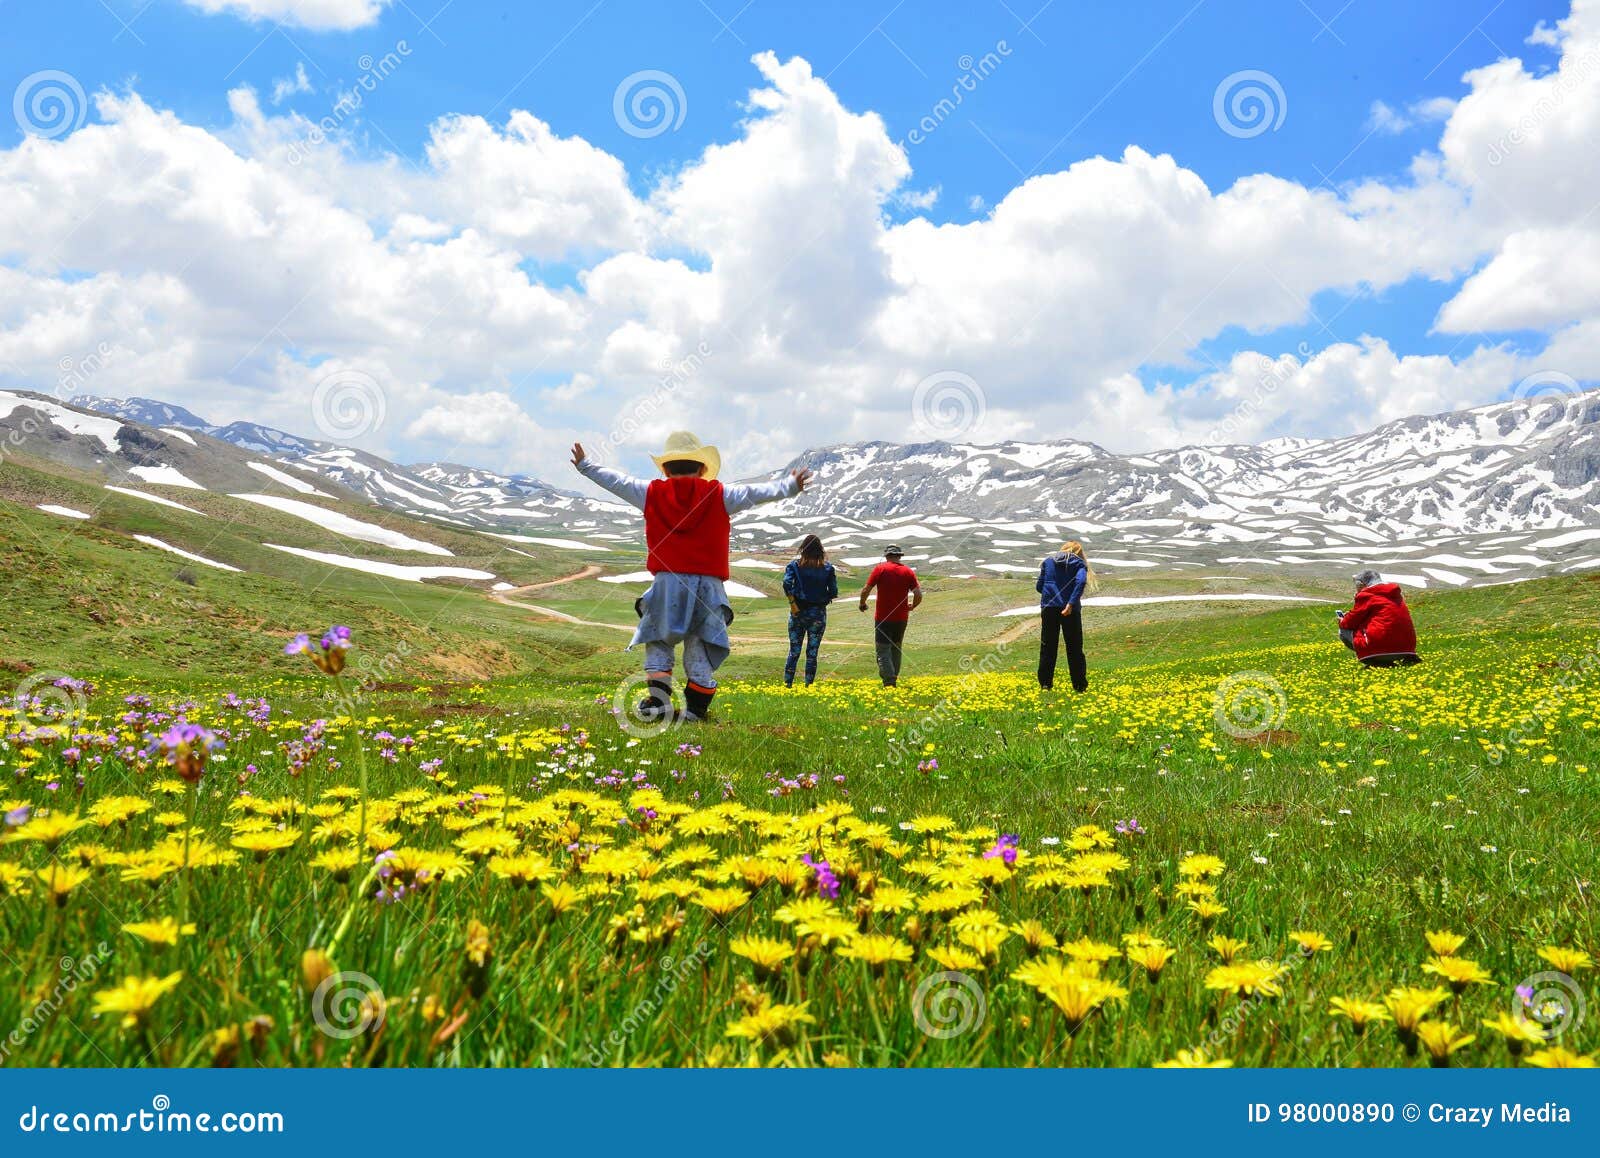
0,0,1592,474
11,2,1565,210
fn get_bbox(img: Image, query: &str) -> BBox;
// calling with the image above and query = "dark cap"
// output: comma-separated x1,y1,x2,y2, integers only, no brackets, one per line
884,545,904,557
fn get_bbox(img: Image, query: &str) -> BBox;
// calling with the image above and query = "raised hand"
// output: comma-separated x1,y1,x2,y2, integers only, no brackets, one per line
570,442,586,469
792,467,813,491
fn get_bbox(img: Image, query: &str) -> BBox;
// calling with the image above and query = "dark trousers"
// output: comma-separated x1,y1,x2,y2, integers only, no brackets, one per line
873,619,908,685
785,606,827,685
1038,605,1087,692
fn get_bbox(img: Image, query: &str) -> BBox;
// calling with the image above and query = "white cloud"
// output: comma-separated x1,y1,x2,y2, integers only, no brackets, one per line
271,62,313,106
5,5,1600,479
420,111,644,258
1434,0,1600,342
405,390,542,446
182,0,392,31
1366,97,1455,134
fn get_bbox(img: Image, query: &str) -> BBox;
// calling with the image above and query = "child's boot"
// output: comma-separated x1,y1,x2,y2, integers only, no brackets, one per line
637,677,673,720
684,682,716,721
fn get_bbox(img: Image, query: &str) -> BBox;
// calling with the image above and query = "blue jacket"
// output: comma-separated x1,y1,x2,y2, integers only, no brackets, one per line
783,560,838,606
1036,551,1088,610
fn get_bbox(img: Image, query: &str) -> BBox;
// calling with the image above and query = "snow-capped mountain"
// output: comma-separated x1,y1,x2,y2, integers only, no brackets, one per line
761,393,1600,535
68,396,625,527
704,391,1600,588
18,386,1600,588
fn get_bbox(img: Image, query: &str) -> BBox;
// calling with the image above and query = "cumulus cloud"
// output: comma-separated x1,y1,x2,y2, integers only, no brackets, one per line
1366,97,1455,134
270,62,313,106
182,0,392,31
5,5,1600,478
1432,0,1600,370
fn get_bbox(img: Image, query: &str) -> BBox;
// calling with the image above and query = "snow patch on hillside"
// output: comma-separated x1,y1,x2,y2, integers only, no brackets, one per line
247,461,332,496
128,464,204,489
104,485,205,515
132,535,241,572
264,544,494,581
233,493,451,555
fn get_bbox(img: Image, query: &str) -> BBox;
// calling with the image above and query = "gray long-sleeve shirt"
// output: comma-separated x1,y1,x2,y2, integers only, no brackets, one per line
575,457,799,512
574,456,800,656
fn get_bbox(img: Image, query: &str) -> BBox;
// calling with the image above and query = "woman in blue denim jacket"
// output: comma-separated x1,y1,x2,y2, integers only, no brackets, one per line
1036,540,1095,692
782,535,838,687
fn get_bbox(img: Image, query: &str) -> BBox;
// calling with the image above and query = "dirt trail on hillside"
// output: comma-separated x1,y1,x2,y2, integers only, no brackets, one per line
499,564,604,596
487,571,871,646
488,590,634,633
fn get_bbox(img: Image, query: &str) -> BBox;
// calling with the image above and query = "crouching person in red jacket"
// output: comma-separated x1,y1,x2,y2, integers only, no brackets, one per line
1336,570,1421,667
572,432,812,722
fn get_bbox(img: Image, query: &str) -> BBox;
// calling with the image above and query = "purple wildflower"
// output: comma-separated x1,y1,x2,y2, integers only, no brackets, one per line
803,854,841,899
983,833,1020,866
152,722,222,784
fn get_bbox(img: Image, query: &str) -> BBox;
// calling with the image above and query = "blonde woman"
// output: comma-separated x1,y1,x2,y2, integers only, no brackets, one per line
1035,541,1096,692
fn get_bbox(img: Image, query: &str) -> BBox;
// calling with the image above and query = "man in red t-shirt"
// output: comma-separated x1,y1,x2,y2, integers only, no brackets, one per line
859,545,922,687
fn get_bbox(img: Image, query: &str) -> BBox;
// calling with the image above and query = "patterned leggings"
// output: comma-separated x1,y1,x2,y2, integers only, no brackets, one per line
785,606,827,685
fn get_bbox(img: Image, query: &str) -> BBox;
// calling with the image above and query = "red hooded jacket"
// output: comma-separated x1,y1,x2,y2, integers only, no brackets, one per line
1338,583,1418,661
644,477,730,579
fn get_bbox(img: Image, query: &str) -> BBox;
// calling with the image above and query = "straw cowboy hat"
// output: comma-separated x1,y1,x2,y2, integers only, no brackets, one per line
650,430,721,481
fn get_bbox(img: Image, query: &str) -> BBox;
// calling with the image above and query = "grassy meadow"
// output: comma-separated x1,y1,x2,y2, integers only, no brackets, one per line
1,517,1597,1066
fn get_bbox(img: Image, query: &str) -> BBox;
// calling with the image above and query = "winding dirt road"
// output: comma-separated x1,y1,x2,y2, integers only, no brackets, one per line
486,564,867,646
487,565,632,632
